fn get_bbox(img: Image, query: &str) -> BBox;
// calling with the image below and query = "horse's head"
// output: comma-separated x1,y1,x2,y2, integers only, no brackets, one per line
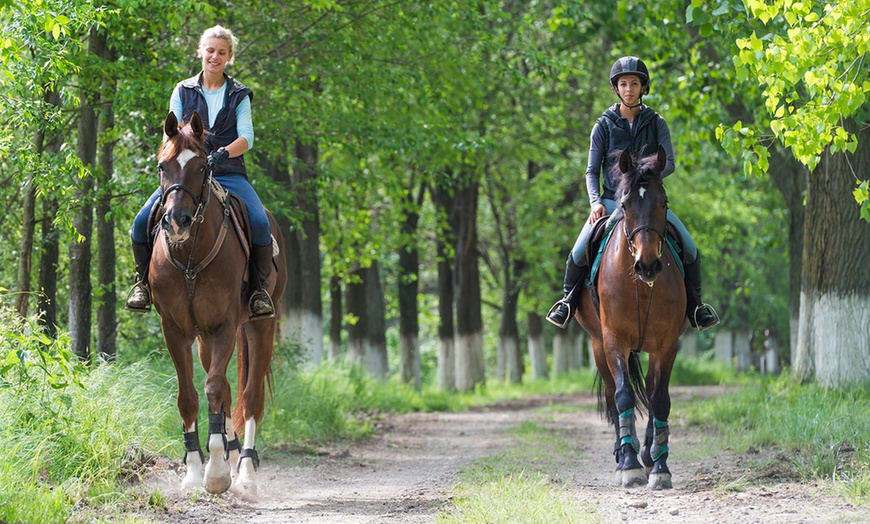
158,111,209,244
614,146,669,285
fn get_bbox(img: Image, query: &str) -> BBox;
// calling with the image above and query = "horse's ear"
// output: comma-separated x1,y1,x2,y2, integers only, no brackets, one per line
656,145,667,172
618,148,633,174
164,111,179,138
189,112,204,139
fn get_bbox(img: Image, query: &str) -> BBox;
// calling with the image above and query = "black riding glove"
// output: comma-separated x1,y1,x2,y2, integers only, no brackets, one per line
207,147,229,170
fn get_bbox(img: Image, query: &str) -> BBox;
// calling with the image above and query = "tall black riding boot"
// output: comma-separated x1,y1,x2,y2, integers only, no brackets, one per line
546,256,587,329
125,241,153,312
684,253,719,331
249,244,276,320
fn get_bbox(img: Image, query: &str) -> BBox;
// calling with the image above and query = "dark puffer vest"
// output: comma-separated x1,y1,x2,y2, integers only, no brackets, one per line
177,73,253,177
595,105,664,200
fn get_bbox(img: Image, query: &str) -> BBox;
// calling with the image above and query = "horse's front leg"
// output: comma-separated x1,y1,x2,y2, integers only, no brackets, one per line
607,347,646,488
200,329,237,495
642,352,675,490
162,324,203,490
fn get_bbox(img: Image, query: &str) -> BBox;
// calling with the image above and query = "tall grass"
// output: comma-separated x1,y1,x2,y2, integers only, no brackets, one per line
0,304,177,523
680,373,870,502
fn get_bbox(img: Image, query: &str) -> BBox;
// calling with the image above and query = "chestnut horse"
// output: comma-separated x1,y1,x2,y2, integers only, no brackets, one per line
150,111,286,496
576,146,688,490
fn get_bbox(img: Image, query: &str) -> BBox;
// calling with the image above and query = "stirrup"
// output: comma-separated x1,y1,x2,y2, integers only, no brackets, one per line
124,283,151,313
249,290,275,320
693,304,720,332
546,300,574,329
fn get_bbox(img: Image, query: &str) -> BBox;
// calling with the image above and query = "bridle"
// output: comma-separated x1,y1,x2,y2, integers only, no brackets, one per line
158,159,231,334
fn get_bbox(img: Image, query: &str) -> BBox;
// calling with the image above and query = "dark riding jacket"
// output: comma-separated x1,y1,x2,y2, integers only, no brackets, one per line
177,73,253,177
585,104,675,205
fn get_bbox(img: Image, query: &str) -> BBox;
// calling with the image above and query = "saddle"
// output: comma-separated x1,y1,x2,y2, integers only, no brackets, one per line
147,180,254,286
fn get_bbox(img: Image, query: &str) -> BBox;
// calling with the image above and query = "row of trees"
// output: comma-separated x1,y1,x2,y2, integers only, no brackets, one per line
2,0,867,388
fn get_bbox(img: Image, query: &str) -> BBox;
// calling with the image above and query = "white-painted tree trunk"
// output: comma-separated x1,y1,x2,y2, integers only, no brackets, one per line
680,330,698,359
438,336,456,391
734,329,752,371
455,332,484,391
798,291,870,387
399,334,421,390
714,330,733,366
528,331,548,379
280,307,323,365
553,329,571,376
502,335,521,383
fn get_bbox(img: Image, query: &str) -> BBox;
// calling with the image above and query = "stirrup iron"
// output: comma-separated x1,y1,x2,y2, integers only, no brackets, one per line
546,299,574,329
693,303,720,332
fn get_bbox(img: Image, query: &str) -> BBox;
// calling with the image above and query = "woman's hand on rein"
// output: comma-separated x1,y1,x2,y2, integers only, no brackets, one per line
588,203,606,224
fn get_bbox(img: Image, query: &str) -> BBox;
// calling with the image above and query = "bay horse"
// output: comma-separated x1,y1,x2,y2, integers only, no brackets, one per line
150,111,286,496
576,146,688,490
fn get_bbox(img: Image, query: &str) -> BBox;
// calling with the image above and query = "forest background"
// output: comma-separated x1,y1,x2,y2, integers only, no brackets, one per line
2,0,869,390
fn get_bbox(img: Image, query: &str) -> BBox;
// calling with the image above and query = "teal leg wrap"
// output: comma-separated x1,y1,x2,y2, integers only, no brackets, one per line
650,417,669,461
618,409,640,453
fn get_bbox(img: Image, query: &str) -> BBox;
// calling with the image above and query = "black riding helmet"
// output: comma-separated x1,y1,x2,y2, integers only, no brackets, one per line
610,56,650,96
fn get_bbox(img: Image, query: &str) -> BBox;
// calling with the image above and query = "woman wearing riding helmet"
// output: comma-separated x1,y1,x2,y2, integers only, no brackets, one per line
126,25,276,320
546,56,719,331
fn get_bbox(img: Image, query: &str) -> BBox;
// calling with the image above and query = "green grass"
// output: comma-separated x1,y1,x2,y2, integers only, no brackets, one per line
437,421,603,524
679,373,870,504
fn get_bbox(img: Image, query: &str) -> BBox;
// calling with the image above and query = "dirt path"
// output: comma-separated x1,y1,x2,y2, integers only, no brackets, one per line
151,386,868,523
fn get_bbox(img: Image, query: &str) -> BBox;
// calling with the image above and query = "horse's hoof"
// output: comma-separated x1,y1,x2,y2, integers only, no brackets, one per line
232,478,259,500
203,459,232,494
648,472,673,490
204,472,232,494
621,468,648,488
181,470,203,490
614,470,624,486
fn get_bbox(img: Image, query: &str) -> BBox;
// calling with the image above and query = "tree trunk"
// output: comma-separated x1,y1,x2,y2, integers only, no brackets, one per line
16,132,40,316
69,27,104,362
499,280,522,383
280,140,323,364
345,262,388,377
397,186,423,390
794,119,870,386
38,195,60,338
432,181,456,391
95,64,117,361
767,149,807,366
552,327,572,376
454,177,485,391
527,312,548,379
329,273,343,360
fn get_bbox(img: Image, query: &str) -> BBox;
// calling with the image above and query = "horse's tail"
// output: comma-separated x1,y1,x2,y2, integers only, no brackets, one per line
232,324,275,436
627,350,649,415
595,351,650,420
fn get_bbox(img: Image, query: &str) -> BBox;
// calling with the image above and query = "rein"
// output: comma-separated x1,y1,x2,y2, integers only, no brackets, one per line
160,169,231,335
621,218,659,353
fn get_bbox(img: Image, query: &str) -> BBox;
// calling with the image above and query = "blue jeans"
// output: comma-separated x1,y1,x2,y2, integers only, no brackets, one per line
569,199,698,265
130,174,272,247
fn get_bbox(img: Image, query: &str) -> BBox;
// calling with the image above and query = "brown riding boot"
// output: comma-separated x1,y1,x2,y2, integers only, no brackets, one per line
125,241,153,312
249,243,275,320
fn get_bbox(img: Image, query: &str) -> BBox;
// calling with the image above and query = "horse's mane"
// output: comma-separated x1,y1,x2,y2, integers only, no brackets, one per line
608,149,664,200
158,120,207,163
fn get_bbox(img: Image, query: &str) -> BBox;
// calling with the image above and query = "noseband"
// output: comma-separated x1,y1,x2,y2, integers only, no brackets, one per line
623,222,665,259
160,171,211,225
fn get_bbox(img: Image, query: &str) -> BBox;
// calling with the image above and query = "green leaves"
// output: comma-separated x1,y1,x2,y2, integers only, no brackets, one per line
709,0,870,219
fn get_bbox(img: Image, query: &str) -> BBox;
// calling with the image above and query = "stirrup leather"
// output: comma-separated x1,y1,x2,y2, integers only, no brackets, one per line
546,299,574,329
693,303,720,332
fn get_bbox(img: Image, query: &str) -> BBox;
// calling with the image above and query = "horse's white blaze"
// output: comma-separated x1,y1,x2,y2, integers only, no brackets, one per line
176,148,197,170
639,186,647,199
